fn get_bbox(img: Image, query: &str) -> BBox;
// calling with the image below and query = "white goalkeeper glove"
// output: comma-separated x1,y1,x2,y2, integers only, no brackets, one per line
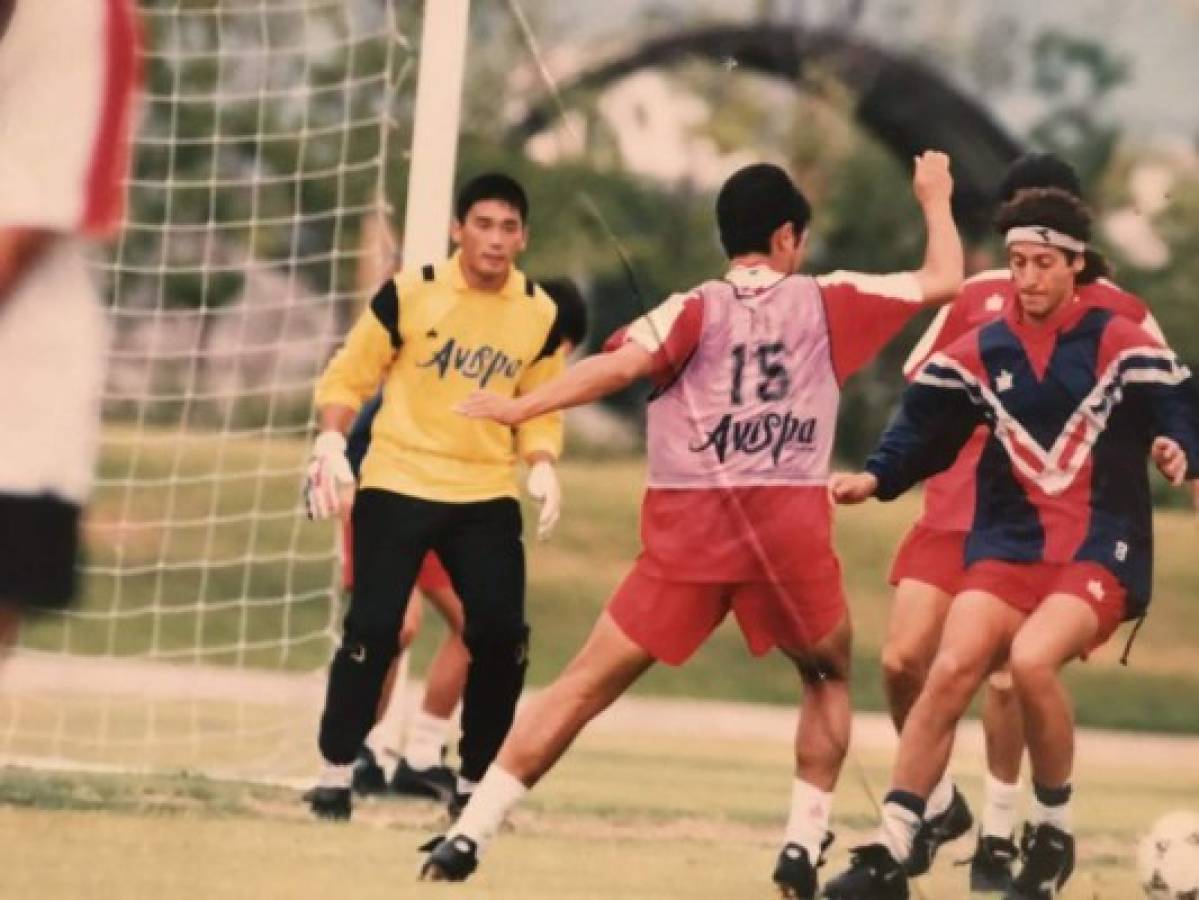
525,460,561,541
304,430,355,521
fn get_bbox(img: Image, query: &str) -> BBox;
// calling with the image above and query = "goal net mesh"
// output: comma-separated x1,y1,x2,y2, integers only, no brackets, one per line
1,0,411,782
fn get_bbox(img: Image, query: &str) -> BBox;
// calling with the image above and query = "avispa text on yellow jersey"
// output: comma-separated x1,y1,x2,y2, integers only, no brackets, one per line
315,253,565,502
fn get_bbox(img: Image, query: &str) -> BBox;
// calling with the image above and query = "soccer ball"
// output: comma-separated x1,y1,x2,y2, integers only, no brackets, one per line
1138,811,1199,899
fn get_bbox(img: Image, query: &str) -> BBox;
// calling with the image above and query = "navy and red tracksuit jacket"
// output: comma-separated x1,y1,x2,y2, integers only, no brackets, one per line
865,296,1199,618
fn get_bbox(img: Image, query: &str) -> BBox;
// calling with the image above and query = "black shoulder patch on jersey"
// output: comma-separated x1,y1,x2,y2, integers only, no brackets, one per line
421,264,435,282
534,304,564,361
369,280,402,350
525,276,536,297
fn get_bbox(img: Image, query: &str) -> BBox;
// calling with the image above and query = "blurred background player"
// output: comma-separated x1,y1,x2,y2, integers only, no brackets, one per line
422,152,963,896
0,0,139,652
343,278,590,804
824,187,1199,900
879,152,1172,891
301,172,568,822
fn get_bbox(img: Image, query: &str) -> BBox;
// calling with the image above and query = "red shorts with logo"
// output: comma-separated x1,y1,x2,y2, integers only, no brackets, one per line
607,556,846,666
888,524,968,595
960,559,1127,648
340,523,452,594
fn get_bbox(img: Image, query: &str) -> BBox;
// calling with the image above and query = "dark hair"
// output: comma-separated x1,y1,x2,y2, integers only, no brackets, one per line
541,277,589,349
454,172,529,224
716,163,811,258
997,153,1082,204
994,187,1110,284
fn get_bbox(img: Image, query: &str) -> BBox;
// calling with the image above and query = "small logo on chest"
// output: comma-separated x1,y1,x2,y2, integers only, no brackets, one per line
995,370,1014,393
984,293,1004,313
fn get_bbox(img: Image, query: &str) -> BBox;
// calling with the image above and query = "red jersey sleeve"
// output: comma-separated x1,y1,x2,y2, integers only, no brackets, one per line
902,270,1011,380
816,270,924,384
603,292,705,388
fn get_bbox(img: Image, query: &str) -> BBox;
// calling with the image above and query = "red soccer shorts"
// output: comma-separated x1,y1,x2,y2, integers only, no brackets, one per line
607,558,846,666
960,559,1127,648
415,551,452,593
340,521,452,594
888,524,968,595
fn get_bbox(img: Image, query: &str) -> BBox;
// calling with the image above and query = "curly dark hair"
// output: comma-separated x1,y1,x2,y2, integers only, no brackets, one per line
994,187,1110,284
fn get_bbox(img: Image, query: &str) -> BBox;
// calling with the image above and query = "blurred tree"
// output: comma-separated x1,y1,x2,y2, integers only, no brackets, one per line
1027,29,1130,186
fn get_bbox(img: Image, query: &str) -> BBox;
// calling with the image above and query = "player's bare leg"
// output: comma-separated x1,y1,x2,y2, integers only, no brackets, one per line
420,611,654,881
891,591,1020,806
418,584,469,720
1003,594,1098,897
880,578,976,875
881,579,951,731
824,591,1022,899
773,613,851,898
497,610,654,784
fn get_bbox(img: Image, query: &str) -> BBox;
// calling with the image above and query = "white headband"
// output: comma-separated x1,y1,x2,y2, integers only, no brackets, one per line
1005,226,1086,255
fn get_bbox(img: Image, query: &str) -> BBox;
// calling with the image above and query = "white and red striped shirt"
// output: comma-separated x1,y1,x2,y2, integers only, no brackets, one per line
0,0,140,236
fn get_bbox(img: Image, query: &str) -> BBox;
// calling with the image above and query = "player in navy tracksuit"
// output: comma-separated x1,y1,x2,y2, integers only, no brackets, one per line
822,188,1199,900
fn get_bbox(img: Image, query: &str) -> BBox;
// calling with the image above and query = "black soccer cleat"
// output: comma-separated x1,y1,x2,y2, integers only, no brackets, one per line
1003,823,1074,900
967,831,1018,893
419,834,479,882
307,785,351,821
821,843,909,900
390,758,455,802
905,786,973,876
350,746,388,796
774,832,833,899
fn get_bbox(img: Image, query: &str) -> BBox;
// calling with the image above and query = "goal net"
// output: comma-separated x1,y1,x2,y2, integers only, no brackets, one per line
1,0,411,782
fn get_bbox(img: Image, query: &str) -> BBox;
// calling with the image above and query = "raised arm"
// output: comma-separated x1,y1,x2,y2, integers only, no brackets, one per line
910,151,964,304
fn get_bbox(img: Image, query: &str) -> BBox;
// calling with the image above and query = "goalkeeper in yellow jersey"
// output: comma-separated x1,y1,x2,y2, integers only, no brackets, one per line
302,173,567,821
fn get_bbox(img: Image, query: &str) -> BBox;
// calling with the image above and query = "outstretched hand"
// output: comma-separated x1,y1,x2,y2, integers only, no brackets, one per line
1151,436,1188,486
456,391,525,426
828,471,879,505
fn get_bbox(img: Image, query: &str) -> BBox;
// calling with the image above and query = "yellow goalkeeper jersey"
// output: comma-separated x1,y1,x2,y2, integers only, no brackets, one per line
315,253,565,502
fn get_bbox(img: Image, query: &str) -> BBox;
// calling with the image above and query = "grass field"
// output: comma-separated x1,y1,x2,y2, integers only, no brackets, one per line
13,434,1199,734
3,433,1198,898
2,717,1195,899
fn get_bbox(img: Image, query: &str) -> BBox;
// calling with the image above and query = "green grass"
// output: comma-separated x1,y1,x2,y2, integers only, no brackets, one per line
16,430,1199,733
2,724,1193,899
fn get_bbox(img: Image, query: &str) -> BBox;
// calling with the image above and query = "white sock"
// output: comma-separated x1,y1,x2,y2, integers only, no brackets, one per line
926,773,955,820
448,766,527,854
318,762,354,789
1031,795,1071,833
365,664,411,758
877,801,923,864
982,773,1021,838
404,710,453,771
456,775,477,797
783,779,833,864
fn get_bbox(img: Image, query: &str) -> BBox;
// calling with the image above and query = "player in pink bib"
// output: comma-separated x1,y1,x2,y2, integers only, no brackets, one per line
418,153,964,898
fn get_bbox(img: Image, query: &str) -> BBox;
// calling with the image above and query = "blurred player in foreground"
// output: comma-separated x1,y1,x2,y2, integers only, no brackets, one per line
420,152,963,898
0,0,139,653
